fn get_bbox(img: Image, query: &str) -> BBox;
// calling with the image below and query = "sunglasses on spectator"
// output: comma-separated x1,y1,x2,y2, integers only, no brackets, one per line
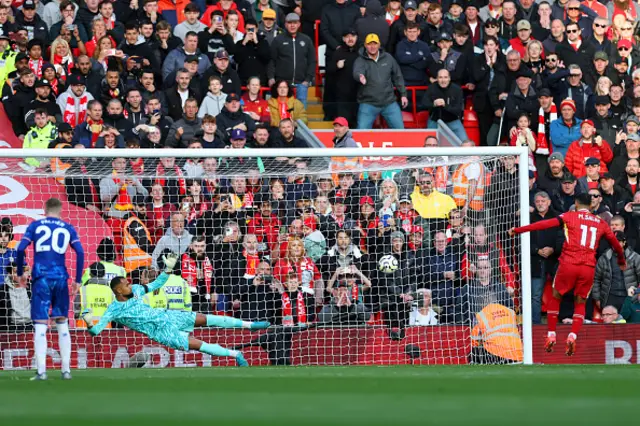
569,73,581,77
590,194,601,198
594,23,607,28
566,29,580,33
619,47,631,51
546,58,557,62
568,6,580,10
621,27,633,31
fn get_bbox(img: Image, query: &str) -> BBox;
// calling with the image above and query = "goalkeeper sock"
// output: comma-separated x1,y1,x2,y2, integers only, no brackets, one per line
55,321,71,373
199,342,238,358
547,296,561,334
206,315,251,329
570,302,586,337
34,323,48,375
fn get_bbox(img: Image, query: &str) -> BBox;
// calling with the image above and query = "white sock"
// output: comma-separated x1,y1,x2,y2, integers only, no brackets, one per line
548,331,556,338
55,321,71,373
34,323,48,375
241,321,252,329
568,332,577,340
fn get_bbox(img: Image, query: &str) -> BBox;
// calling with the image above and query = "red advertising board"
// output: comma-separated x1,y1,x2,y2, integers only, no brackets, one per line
313,129,437,149
2,325,640,369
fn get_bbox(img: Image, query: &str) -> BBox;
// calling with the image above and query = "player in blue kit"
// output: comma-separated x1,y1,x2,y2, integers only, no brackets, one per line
82,253,270,367
17,198,85,381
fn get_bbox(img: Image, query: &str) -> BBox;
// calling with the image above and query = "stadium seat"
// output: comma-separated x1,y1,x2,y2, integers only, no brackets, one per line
402,111,417,128
415,111,429,128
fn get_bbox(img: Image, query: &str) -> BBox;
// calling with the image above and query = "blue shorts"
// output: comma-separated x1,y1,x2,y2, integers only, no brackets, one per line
31,277,69,321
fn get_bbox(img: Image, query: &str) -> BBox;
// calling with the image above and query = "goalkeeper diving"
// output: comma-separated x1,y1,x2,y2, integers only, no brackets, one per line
82,253,270,366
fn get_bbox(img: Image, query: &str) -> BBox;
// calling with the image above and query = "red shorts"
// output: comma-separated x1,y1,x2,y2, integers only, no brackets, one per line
553,263,596,299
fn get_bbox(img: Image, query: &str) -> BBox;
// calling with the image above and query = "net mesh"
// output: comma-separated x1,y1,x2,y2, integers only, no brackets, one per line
0,151,524,369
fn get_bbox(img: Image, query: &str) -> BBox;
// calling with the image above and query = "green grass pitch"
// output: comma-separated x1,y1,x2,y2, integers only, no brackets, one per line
0,366,637,426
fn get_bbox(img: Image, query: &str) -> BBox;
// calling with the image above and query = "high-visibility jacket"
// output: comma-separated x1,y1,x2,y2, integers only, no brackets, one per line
471,303,523,362
143,287,168,309
23,122,57,167
122,216,152,272
50,142,72,183
423,165,449,193
452,162,486,211
81,261,127,285
0,49,17,92
163,274,192,312
75,283,114,329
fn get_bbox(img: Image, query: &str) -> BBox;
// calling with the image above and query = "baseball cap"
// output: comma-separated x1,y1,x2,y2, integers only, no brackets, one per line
58,122,73,133
214,49,229,59
365,33,380,44
594,51,609,62
618,39,632,50
226,92,240,102
404,0,417,9
561,172,576,183
399,194,412,204
438,32,453,42
599,172,615,181
230,128,246,140
66,74,86,86
580,119,595,128
333,117,349,127
538,88,552,98
262,8,276,19
22,0,36,9
585,157,600,166
411,225,424,234
626,115,640,125
35,78,51,88
285,12,300,22
184,54,200,63
516,20,531,31
516,67,533,79
343,28,357,37
548,152,565,163
627,133,640,142
359,195,374,206
595,95,610,105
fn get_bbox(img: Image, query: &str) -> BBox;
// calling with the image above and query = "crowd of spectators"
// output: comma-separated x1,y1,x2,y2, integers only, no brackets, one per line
1,0,640,336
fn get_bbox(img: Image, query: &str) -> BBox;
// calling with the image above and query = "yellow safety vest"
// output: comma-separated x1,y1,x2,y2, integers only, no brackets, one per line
82,261,127,285
143,288,168,309
471,303,523,362
163,275,192,312
452,162,486,211
76,284,114,329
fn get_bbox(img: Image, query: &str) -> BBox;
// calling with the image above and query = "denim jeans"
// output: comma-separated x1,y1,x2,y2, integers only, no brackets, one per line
357,102,405,129
531,277,546,324
427,119,469,143
295,83,309,109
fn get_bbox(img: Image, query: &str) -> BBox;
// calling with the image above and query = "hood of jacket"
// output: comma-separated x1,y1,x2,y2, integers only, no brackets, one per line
365,0,384,17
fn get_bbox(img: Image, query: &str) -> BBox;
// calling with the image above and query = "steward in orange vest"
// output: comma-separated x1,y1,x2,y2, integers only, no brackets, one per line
470,303,523,364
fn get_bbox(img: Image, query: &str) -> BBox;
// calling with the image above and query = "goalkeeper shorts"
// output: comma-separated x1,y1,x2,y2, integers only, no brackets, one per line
152,311,197,351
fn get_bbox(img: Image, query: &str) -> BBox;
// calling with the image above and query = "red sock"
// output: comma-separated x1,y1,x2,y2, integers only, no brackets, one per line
571,302,586,337
547,296,561,334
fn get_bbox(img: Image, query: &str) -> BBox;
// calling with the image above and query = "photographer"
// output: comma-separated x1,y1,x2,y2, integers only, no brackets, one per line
238,261,283,322
318,265,372,324
235,19,271,85
409,288,439,326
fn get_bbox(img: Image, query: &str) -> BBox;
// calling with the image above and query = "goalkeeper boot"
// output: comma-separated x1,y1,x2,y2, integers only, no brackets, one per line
61,371,72,380
565,334,576,357
235,352,249,367
544,333,556,353
250,321,271,330
30,373,47,381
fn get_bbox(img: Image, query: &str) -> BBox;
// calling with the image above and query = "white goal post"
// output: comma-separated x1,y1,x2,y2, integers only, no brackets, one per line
0,146,532,368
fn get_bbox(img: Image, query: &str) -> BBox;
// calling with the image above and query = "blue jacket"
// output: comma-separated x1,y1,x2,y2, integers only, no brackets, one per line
0,248,16,288
394,38,432,86
426,247,457,284
549,118,582,157
71,122,95,148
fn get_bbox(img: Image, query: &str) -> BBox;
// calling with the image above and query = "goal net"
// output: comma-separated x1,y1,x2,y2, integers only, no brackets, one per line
0,146,531,369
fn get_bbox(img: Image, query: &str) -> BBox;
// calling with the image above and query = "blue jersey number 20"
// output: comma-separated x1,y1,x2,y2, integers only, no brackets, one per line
34,225,70,254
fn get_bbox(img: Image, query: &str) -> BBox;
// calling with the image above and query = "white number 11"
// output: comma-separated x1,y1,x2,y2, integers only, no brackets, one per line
580,225,597,249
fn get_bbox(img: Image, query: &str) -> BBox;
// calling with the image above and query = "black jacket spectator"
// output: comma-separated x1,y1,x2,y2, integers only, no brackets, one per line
395,37,432,86
355,0,389,48
6,83,35,138
164,85,200,121
201,66,242,99
234,34,271,86
215,106,256,143
387,14,428,55
555,40,596,73
267,30,316,85
504,84,539,131
64,160,100,211
537,165,570,196
547,69,595,120
74,5,98,40
15,11,49,44
423,20,453,49
327,43,359,125
198,28,236,61
320,0,360,60
428,49,467,86
118,39,162,75
104,112,134,140
420,81,464,123
529,207,562,278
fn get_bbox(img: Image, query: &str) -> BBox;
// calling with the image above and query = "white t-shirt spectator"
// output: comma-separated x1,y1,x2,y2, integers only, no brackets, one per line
409,308,438,325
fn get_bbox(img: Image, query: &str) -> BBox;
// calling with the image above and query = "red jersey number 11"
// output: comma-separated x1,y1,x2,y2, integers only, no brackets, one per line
580,225,597,249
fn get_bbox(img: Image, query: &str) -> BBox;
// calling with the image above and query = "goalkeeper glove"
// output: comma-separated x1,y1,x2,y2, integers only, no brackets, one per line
162,252,179,273
81,309,94,327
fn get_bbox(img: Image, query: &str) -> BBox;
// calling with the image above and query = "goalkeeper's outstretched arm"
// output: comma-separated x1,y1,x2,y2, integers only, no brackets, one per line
141,253,178,294
83,307,115,336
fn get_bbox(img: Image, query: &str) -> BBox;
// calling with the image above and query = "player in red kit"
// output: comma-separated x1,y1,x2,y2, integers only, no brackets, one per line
509,193,625,356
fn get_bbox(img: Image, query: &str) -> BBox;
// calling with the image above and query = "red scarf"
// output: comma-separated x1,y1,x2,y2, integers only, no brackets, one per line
244,250,260,276
129,158,144,175
569,39,581,51
154,163,186,195
63,94,88,128
396,210,418,233
87,117,104,148
186,200,208,223
50,78,59,96
181,254,213,294
103,15,115,30
29,58,43,78
536,102,556,155
281,291,306,326
278,97,290,120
